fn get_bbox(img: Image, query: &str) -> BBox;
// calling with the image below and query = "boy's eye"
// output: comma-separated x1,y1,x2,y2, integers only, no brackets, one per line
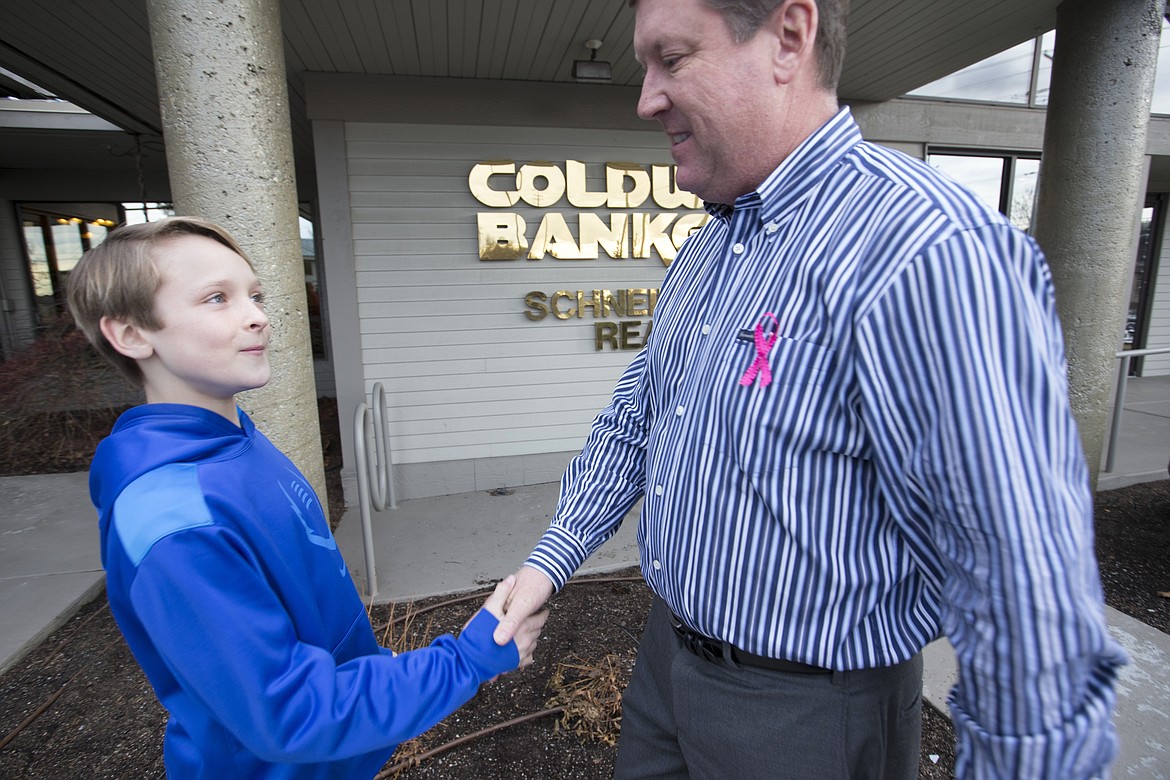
208,293,226,304
251,292,265,305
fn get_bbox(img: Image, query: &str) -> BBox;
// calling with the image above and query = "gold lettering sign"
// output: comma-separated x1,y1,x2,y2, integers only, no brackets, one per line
566,160,607,208
477,213,528,260
469,161,520,207
523,289,658,351
516,162,565,207
523,289,659,321
470,160,706,266
605,163,651,209
651,165,700,209
594,320,652,351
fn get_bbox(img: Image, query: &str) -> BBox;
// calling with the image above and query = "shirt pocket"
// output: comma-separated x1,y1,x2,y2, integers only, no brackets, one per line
716,335,835,475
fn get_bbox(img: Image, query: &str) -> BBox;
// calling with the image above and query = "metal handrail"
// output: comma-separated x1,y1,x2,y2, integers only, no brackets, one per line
1104,346,1170,473
353,382,396,598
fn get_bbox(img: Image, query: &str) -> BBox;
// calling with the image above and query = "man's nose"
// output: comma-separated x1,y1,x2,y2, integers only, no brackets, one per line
637,73,668,120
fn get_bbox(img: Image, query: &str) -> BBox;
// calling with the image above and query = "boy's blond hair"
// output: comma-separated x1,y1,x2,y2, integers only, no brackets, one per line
66,216,253,385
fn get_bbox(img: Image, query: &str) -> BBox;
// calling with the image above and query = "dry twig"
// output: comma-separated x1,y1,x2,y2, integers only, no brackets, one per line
545,653,629,746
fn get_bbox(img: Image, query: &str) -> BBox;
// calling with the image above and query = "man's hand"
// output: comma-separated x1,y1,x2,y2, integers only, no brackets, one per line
493,565,555,648
475,574,547,667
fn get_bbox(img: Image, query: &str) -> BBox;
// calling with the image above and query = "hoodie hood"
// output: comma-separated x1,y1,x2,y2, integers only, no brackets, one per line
90,404,254,530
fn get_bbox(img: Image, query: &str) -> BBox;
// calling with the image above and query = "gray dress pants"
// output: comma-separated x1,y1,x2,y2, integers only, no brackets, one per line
615,597,924,779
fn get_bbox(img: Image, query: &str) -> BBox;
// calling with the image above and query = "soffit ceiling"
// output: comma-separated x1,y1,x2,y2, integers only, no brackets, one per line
0,0,1061,184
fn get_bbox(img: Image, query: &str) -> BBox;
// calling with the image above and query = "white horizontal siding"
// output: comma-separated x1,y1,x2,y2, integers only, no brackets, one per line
1143,218,1170,376
346,121,686,465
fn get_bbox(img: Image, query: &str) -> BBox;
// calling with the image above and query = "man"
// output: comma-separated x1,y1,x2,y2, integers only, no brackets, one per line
495,0,1126,776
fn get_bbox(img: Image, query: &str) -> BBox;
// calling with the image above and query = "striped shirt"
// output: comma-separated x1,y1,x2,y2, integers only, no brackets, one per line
526,108,1124,777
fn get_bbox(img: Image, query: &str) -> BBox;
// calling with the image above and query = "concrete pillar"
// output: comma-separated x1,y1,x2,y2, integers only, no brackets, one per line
145,0,328,512
1031,0,1164,488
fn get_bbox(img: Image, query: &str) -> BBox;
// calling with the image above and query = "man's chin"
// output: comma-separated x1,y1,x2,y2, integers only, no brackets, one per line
673,170,707,203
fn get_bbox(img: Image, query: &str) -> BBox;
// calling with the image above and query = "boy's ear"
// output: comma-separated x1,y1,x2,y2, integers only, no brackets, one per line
99,316,155,360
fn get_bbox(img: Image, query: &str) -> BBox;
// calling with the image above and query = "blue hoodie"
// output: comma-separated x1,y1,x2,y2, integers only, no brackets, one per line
89,404,518,779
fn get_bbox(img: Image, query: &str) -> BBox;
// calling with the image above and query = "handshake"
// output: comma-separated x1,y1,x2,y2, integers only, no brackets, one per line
473,566,556,668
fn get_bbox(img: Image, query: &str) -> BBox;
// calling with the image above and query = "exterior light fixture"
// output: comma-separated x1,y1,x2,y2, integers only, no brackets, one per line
573,39,611,83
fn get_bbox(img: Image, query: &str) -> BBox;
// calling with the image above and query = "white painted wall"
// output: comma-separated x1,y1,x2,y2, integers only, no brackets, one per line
1144,216,1170,375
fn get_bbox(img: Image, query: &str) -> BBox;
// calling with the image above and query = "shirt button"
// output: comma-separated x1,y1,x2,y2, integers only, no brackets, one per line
654,484,664,496
732,242,745,254
652,559,662,570
765,221,779,234
701,324,711,335
675,405,685,416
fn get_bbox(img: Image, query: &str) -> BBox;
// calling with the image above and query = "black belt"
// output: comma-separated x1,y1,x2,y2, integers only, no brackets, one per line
669,613,831,674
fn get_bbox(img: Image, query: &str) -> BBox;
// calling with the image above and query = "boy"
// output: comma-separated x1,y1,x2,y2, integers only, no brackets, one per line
66,216,545,779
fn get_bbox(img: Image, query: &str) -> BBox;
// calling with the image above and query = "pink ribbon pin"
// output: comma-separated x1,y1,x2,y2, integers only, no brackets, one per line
739,312,778,388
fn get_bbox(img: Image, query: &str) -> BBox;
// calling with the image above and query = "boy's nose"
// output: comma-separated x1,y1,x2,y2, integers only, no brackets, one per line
247,305,269,330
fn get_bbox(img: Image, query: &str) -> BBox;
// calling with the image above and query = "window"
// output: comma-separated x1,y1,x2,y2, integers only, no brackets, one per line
19,206,118,324
1126,196,1164,374
927,151,1041,232
121,202,175,225
909,21,1170,116
1154,17,1170,115
909,34,1052,107
299,206,326,359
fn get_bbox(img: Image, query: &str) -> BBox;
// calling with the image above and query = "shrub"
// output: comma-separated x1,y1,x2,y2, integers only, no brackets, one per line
0,320,138,475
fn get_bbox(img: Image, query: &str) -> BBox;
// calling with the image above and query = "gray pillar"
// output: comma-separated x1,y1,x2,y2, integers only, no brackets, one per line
1031,0,1164,489
145,0,328,512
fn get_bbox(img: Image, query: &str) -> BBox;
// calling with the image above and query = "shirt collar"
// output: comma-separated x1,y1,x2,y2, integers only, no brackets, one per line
704,107,863,225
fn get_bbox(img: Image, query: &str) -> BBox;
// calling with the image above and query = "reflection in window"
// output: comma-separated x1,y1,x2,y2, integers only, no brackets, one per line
1009,158,1041,232
908,21,1170,115
122,202,175,225
299,208,326,359
927,151,1041,232
19,208,117,325
909,40,1035,104
1155,17,1170,114
1033,32,1055,107
930,155,1004,211
1126,199,1161,368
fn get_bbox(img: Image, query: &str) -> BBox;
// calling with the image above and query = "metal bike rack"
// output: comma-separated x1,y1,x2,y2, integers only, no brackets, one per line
353,382,396,598
1104,346,1170,473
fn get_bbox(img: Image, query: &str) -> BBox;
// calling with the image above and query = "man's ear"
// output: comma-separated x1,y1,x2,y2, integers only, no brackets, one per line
767,0,818,85
99,316,155,360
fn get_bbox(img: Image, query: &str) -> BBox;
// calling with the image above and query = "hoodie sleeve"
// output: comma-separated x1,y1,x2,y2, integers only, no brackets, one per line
124,522,518,764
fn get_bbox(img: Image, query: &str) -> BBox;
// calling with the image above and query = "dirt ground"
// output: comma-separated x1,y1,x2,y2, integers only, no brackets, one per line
0,477,1166,779
0,567,964,779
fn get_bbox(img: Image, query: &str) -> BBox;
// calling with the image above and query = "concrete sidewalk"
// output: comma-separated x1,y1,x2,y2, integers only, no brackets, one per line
2,375,1167,775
